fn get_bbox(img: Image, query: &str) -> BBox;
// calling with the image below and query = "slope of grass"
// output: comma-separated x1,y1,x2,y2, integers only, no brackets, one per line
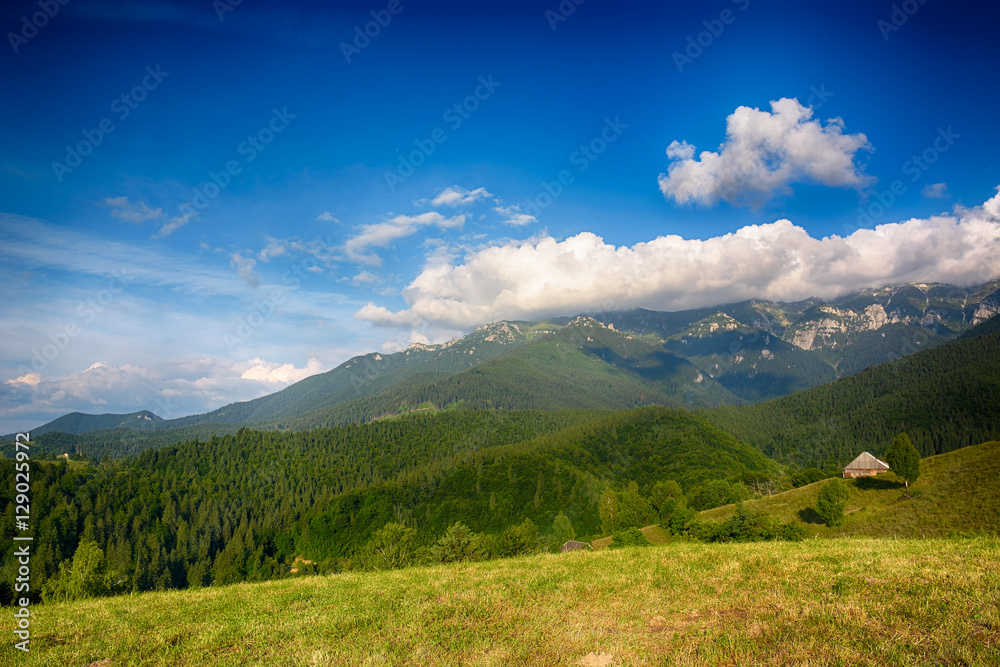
13,538,999,666
700,440,1000,538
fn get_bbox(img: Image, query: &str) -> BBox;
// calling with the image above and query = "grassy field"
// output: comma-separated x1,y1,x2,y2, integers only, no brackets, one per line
701,441,1000,538
7,537,999,666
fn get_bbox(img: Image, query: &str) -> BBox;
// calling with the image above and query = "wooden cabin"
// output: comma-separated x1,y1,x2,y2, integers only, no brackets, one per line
843,451,890,478
560,540,592,553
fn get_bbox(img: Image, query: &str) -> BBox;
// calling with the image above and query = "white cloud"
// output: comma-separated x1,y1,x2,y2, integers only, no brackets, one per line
493,203,537,227
258,237,289,262
922,182,950,198
239,357,326,384
343,212,465,265
257,234,338,268
316,211,338,222
350,270,385,286
154,209,199,238
104,196,165,223
665,140,695,160
229,251,260,287
659,98,873,208
356,188,1000,330
6,372,42,387
431,186,493,207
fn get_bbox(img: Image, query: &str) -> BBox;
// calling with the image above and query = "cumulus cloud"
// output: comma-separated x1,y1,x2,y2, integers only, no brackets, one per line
659,98,873,208
343,212,465,265
104,196,165,223
430,186,492,207
239,357,326,384
493,203,537,227
356,188,1000,330
922,182,950,198
316,211,338,222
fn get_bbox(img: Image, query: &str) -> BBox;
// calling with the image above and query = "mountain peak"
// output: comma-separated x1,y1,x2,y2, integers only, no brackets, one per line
472,321,522,343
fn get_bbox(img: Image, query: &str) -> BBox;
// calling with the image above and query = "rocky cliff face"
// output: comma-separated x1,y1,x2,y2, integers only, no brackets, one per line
783,282,1000,351
972,290,1000,326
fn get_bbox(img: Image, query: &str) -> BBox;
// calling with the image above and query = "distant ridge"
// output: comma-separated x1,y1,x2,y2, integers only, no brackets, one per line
6,281,999,458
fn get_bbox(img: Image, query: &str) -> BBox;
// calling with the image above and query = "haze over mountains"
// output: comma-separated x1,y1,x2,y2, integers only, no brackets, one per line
10,280,999,455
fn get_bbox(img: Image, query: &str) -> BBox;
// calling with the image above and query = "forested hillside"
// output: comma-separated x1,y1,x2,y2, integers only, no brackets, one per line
704,317,1000,467
0,408,772,603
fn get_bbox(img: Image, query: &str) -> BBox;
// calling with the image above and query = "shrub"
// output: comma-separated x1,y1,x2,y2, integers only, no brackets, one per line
791,467,828,488
608,527,651,549
431,522,483,563
497,518,539,557
41,541,110,603
357,522,418,570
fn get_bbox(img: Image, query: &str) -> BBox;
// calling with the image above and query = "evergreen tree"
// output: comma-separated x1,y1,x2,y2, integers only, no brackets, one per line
430,522,481,563
497,518,538,557
885,432,921,496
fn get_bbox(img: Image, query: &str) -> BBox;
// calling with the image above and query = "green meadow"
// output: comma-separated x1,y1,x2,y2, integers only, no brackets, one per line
7,536,999,666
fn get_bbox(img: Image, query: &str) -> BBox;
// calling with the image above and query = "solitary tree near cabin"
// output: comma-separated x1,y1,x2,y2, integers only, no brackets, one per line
816,478,850,527
552,513,576,548
885,432,921,497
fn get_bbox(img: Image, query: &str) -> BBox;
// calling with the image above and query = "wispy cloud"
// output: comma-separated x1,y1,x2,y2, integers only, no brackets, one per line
343,211,465,265
229,251,260,287
922,182,950,198
104,196,164,223
493,203,537,227
0,213,252,296
153,209,199,238
429,186,492,208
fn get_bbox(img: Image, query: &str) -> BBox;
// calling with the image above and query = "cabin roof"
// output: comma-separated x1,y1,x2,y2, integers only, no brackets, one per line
845,451,890,471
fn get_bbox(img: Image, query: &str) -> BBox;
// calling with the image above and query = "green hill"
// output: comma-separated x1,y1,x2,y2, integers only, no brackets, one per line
0,407,774,601
699,440,1000,538
1,410,162,438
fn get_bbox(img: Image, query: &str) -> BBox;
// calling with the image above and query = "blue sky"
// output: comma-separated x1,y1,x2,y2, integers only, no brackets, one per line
2,0,1000,432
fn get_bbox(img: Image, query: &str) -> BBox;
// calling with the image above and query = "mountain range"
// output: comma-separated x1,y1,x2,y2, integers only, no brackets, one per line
7,280,999,457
